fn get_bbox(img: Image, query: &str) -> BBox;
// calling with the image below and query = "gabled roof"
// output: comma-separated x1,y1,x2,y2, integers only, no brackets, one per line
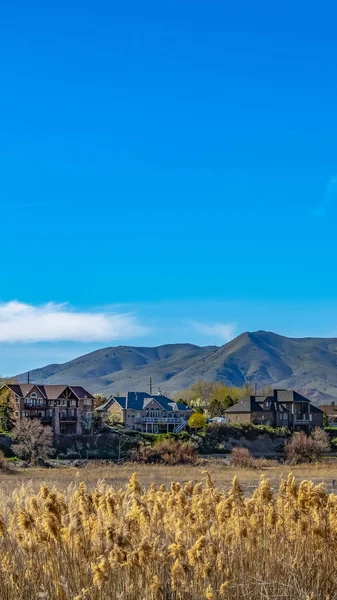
225,397,266,413
125,392,188,412
96,392,189,412
3,384,94,400
96,396,126,412
224,389,323,414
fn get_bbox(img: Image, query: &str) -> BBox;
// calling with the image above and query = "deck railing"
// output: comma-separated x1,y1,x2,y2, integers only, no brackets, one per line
139,416,184,424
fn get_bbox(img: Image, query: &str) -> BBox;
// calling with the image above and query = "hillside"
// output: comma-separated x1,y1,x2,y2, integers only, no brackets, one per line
14,331,337,402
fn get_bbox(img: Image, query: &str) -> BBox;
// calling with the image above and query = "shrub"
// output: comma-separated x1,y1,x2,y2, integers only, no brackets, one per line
188,413,207,430
0,450,11,471
229,447,278,469
229,447,254,468
285,428,331,464
311,426,331,458
133,439,197,465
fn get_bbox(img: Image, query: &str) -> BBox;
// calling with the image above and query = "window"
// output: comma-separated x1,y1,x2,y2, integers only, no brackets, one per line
70,400,76,406
31,393,37,398
62,400,66,406
310,414,313,422
84,398,92,406
265,401,269,408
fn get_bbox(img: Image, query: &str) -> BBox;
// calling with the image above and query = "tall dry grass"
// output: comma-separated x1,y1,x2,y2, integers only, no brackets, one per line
0,473,335,598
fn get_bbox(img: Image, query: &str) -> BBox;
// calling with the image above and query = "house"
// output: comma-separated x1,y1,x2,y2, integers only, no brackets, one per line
224,389,323,431
320,403,337,426
1,384,94,435
96,391,192,433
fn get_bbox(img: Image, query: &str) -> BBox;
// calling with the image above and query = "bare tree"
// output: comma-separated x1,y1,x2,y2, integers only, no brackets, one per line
311,426,331,459
12,419,54,465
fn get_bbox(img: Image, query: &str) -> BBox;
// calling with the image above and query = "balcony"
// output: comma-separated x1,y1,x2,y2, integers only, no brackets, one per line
140,416,184,424
60,411,77,422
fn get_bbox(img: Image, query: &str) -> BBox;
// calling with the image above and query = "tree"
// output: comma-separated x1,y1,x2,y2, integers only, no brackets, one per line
174,381,247,413
81,412,93,434
188,412,207,430
12,419,54,465
93,394,107,409
208,397,224,417
0,388,15,431
105,411,122,426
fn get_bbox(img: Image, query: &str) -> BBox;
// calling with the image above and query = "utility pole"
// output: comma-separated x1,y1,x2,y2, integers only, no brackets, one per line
149,377,152,395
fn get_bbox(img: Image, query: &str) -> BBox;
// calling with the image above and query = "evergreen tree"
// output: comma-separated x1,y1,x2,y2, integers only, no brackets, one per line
0,388,15,432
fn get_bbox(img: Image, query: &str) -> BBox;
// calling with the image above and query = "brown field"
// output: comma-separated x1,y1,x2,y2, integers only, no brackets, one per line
2,458,337,495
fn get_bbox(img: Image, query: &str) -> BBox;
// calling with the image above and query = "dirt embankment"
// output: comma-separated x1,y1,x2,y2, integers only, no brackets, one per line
223,434,286,457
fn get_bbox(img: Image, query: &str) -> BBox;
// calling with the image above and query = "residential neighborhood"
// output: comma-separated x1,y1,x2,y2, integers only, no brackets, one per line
0,381,327,437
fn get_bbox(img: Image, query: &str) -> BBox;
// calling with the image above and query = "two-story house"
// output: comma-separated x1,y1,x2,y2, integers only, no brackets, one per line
224,389,323,431
1,384,94,435
97,391,192,433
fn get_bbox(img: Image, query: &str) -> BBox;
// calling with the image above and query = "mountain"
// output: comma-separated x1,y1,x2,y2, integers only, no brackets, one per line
14,331,337,402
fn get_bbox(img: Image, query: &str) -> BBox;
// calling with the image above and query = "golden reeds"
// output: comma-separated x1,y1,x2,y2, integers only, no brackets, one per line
0,473,335,598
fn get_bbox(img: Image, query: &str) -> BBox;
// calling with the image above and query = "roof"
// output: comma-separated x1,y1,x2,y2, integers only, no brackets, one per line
224,389,323,414
97,391,189,412
3,384,94,400
225,396,268,413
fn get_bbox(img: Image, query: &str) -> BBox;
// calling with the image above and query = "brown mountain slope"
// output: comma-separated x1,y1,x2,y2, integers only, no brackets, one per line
14,331,337,402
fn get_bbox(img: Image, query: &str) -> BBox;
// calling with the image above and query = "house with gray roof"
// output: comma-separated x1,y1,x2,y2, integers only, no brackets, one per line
97,391,192,433
224,389,323,431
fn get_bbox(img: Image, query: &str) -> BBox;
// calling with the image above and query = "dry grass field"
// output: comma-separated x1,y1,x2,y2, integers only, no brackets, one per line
1,458,337,494
0,461,337,598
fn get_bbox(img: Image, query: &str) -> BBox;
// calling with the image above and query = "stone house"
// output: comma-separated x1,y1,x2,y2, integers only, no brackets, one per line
1,384,94,435
97,391,192,433
224,389,323,431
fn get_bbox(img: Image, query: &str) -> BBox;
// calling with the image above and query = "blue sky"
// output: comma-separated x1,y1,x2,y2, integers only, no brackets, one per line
1,0,337,374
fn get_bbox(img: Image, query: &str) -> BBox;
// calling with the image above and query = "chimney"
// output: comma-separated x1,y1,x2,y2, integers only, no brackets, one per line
28,372,30,384
150,377,152,395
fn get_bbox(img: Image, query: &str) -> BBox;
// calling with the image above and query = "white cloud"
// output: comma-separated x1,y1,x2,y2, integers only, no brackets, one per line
188,320,236,342
0,301,149,343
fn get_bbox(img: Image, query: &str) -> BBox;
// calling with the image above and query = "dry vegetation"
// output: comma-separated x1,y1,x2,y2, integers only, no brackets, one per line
0,464,337,598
